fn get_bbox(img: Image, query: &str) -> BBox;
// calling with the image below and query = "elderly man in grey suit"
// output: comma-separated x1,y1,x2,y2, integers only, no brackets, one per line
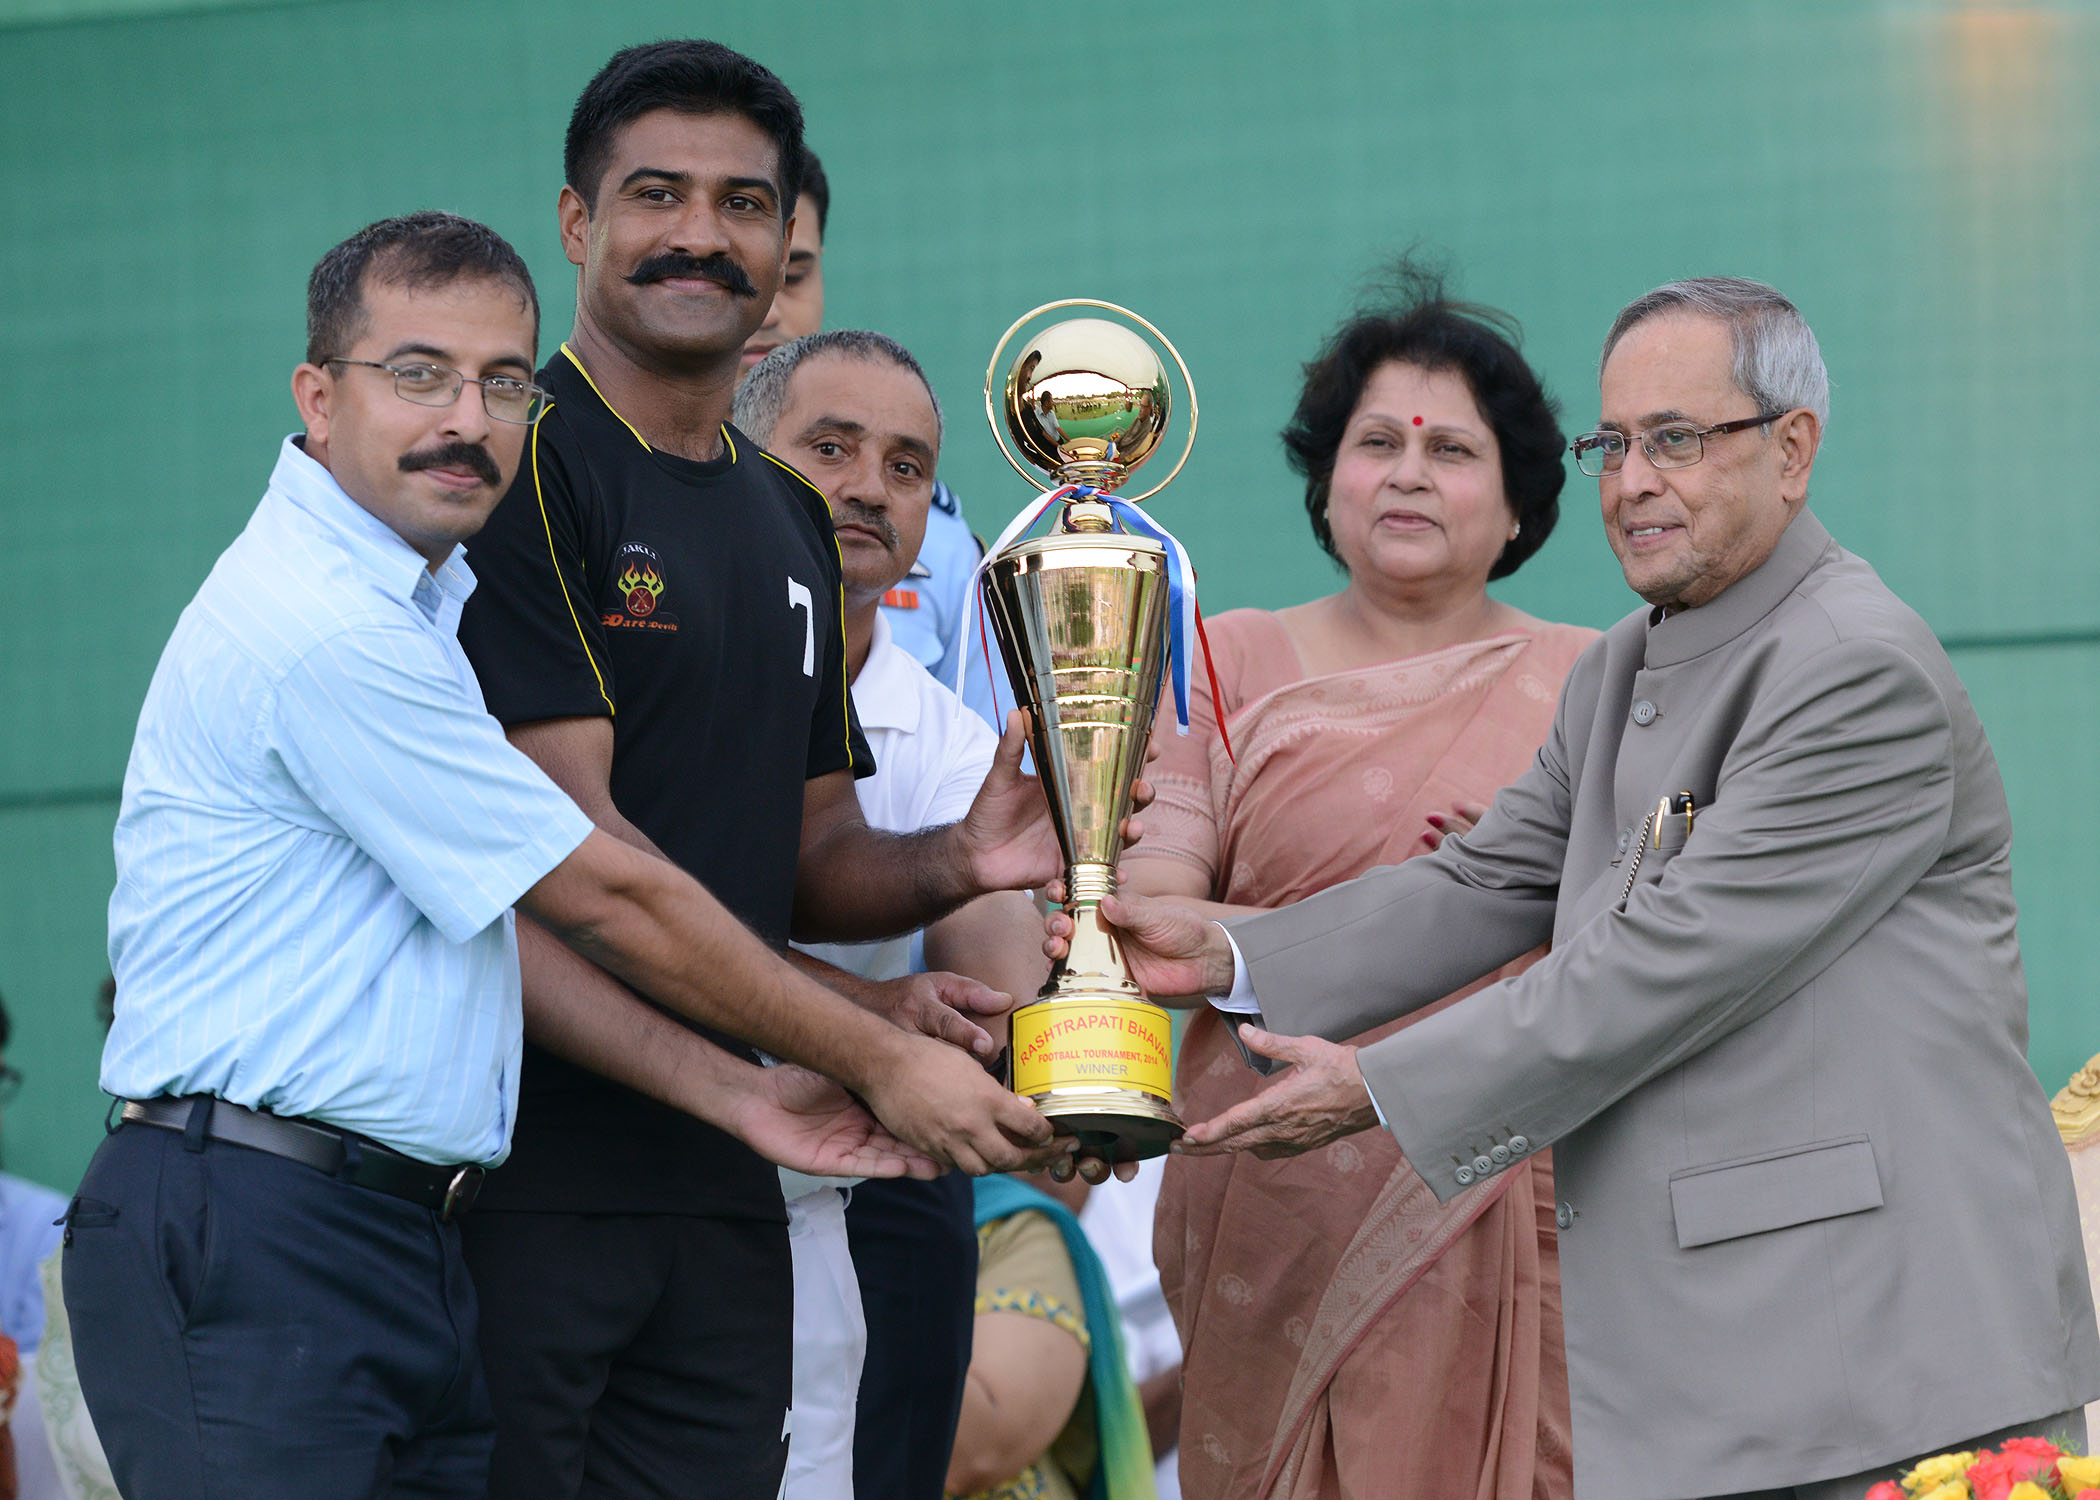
1054,278,2100,1500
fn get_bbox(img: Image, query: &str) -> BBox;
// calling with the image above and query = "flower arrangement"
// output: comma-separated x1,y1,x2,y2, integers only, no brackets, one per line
1863,1436,2100,1500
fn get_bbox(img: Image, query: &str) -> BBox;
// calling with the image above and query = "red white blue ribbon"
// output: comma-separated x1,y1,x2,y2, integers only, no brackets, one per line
956,485,1200,736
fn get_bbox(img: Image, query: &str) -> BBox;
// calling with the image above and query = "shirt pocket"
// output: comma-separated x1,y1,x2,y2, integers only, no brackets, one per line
1667,1134,1883,1250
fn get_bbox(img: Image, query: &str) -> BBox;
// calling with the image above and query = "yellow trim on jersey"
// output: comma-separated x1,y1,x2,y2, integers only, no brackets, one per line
762,448,829,502
762,451,857,772
559,343,742,465
529,408,616,718
559,343,653,453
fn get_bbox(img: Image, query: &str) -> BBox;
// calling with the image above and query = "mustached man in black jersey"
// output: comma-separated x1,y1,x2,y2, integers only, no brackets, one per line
454,41,1117,1500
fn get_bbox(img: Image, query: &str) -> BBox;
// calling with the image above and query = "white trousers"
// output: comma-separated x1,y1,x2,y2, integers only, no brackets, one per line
781,1185,867,1500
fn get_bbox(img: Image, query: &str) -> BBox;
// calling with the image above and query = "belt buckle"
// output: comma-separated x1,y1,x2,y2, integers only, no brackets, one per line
440,1165,484,1221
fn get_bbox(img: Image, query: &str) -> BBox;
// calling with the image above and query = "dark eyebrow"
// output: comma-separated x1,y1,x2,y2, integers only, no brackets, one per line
794,415,868,444
892,435,937,463
618,166,689,193
378,342,534,377
1596,408,1693,434
724,175,779,201
620,167,780,213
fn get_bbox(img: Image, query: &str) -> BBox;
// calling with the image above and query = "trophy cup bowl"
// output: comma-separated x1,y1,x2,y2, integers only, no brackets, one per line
1004,318,1171,485
981,302,1199,1166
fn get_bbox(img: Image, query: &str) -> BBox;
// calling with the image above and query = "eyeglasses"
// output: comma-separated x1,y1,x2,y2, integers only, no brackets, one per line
325,359,549,425
1570,412,1785,477
0,1065,21,1105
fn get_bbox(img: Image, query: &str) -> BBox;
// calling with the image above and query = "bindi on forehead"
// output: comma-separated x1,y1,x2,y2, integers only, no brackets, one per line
1412,416,1424,425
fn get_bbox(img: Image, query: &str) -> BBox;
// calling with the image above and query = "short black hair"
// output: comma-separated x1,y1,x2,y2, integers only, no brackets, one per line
1282,258,1566,581
565,40,805,219
305,211,538,367
797,146,829,239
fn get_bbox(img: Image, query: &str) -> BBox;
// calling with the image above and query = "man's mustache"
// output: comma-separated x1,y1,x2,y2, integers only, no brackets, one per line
625,252,757,298
834,501,899,553
399,440,501,487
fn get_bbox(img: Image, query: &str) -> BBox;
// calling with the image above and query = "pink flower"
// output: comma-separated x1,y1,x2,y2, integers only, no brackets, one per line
1967,1439,2062,1500
1999,1436,2063,1466
1862,1483,1903,1500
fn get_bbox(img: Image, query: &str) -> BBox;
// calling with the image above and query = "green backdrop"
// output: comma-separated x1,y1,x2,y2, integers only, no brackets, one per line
3,0,2096,1194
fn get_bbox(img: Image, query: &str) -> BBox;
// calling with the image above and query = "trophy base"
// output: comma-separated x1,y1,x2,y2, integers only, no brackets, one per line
1008,992,1183,1163
1028,1086,1185,1164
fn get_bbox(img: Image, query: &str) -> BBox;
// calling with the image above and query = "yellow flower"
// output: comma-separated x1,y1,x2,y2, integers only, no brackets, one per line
2006,1482,2052,1500
1912,1482,1969,1500
2061,1455,2100,1489
1906,1453,1982,1487
1905,1452,1978,1492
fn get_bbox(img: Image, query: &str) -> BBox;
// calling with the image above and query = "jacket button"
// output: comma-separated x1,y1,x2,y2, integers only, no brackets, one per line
1555,1202,1574,1231
1632,699,1658,726
1455,1164,1476,1185
1508,1135,1530,1155
1471,1154,1494,1177
1489,1144,1510,1165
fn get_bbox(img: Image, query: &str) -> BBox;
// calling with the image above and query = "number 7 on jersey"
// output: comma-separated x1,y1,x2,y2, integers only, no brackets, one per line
786,577,815,677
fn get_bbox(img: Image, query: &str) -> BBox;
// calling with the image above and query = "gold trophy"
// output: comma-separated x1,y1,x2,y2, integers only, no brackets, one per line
980,300,1200,1166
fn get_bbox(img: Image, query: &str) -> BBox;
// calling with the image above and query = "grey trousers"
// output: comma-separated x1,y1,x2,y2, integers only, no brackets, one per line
1709,1407,2089,1500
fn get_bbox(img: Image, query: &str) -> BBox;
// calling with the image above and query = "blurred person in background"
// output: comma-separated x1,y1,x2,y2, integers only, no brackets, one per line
1120,264,1590,1500
24,983,119,1500
734,328,1049,1498
740,145,1000,732
1077,1161,1183,1499
947,1173,1158,1500
0,993,63,1375
0,988,66,1500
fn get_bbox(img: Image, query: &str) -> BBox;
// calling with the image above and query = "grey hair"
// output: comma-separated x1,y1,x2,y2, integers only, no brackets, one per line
1600,277,1829,428
733,329,945,448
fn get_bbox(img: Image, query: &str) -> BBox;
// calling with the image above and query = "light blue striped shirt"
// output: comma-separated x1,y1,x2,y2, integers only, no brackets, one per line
103,436,594,1165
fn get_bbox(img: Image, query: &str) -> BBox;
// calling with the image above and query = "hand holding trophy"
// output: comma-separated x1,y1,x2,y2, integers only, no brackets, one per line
973,301,1203,1183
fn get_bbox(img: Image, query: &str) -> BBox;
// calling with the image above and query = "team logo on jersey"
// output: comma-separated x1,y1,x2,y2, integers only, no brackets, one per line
618,562,663,616
605,543,678,632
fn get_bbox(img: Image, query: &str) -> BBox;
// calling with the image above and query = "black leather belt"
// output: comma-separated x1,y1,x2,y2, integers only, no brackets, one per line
122,1095,484,1221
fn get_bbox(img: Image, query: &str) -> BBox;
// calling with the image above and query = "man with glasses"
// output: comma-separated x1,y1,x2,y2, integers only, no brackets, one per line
64,210,1042,1500
1072,277,2100,1498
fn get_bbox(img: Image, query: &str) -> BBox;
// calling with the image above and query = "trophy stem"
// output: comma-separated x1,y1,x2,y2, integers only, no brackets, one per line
1044,863,1140,1001
1061,497,1116,532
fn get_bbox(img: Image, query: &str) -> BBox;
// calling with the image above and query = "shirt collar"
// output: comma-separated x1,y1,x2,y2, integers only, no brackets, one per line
1643,508,1834,668
267,436,477,621
851,613,923,734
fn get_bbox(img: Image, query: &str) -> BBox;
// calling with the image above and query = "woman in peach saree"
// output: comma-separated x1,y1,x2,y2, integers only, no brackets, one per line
1123,268,1593,1500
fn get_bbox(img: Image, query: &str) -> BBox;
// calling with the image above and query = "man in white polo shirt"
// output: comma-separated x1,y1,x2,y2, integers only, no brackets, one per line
734,331,1049,1497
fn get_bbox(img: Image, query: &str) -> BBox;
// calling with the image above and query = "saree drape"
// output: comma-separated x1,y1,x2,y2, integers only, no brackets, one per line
1129,609,1593,1500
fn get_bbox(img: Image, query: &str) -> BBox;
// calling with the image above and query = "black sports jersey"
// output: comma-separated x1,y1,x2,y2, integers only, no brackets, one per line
459,345,870,1219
